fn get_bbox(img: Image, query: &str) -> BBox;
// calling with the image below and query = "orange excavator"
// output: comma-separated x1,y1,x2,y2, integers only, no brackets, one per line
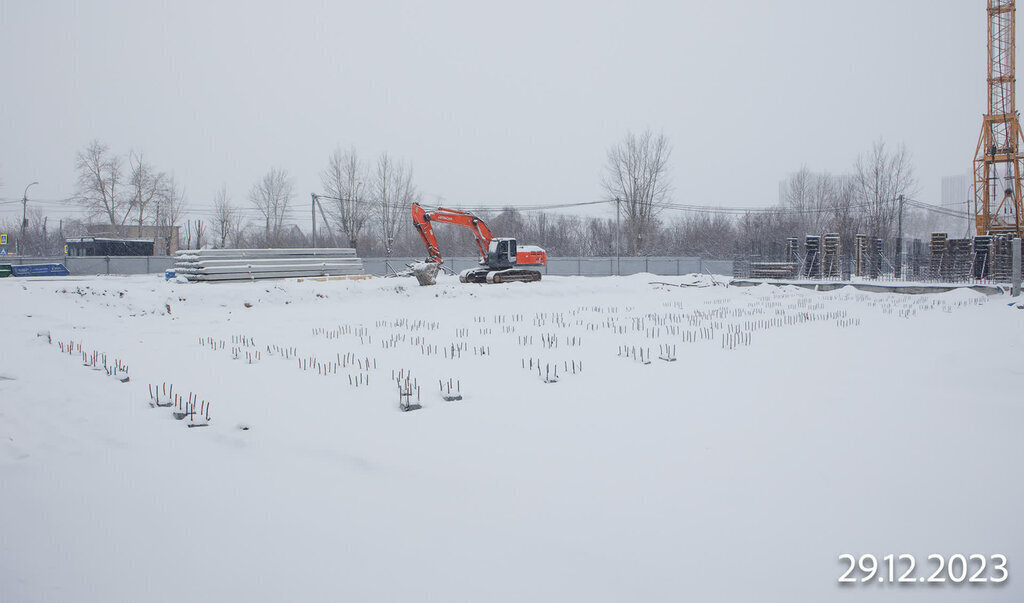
411,202,546,283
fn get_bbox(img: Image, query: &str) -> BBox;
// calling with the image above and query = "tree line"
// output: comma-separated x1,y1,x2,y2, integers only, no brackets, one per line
3,134,960,259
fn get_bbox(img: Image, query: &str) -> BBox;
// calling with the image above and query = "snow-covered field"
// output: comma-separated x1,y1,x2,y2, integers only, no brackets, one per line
1,273,1020,602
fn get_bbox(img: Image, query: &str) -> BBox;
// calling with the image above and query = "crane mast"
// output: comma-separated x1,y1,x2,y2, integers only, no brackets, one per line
975,0,1024,236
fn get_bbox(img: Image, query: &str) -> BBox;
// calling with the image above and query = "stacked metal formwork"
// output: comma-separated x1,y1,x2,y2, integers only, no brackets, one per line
786,238,799,263
732,256,750,279
854,234,868,277
991,235,1013,280
868,238,884,279
821,233,841,278
910,239,925,279
930,233,948,279
739,232,1016,283
749,262,798,279
973,235,992,278
804,236,821,278
950,239,975,281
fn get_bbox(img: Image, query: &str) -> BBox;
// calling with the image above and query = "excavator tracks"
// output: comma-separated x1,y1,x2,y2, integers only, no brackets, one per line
459,268,543,284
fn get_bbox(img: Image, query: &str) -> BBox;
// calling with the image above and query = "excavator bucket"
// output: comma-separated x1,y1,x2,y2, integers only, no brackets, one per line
409,261,440,286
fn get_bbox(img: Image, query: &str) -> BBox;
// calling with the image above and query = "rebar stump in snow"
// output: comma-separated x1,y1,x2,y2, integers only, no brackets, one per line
399,377,422,412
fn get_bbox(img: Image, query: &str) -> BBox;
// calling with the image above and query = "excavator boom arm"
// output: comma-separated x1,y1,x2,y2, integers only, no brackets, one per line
412,203,494,264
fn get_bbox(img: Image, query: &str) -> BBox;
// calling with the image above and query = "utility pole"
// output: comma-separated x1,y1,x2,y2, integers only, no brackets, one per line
20,181,38,256
615,197,621,276
155,203,162,255
895,194,904,278
310,192,359,250
311,193,318,248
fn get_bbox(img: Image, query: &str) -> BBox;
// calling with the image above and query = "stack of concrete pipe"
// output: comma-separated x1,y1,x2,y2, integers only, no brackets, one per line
174,248,363,282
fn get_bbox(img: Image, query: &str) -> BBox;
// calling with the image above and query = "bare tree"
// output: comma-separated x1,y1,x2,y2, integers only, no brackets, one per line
211,186,237,248
782,167,815,235
602,130,673,255
249,168,294,246
374,153,418,259
183,219,205,250
155,174,186,254
854,140,917,243
821,176,859,252
809,173,840,236
127,150,166,237
321,147,371,250
75,140,129,226
3,209,64,256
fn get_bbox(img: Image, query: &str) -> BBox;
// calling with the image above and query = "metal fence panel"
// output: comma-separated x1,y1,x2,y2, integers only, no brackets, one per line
114,257,149,274
616,258,645,275
7,255,176,275
8,255,732,277
702,260,733,276
358,256,730,277
68,257,110,275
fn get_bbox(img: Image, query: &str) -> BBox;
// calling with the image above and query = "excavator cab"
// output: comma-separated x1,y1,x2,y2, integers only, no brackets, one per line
486,238,517,270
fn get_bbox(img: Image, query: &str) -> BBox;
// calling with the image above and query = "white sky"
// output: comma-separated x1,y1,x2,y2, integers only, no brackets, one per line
0,1,988,228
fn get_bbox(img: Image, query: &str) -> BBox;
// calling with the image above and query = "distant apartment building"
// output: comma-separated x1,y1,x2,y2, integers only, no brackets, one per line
941,173,972,212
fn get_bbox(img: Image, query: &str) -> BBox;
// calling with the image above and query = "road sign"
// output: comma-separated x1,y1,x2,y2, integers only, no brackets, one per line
0,234,6,245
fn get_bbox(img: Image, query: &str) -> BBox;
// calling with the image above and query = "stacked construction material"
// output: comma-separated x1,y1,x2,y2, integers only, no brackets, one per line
868,238,884,279
973,235,992,279
990,235,1012,281
929,233,947,280
803,236,821,278
821,233,841,278
749,262,797,279
948,238,974,281
910,239,926,279
732,256,750,279
854,234,868,277
174,248,364,282
785,238,799,263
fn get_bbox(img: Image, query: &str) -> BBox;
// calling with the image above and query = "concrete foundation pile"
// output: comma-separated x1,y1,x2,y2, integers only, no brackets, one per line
174,248,364,282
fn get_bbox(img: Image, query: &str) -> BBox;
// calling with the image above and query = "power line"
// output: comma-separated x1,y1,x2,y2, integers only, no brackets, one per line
904,198,973,219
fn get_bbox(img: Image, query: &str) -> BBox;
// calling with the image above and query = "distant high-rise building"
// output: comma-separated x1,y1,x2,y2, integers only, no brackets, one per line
941,174,971,209
940,173,974,237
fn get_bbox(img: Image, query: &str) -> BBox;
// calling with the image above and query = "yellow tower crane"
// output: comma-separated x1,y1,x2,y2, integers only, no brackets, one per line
975,0,1024,236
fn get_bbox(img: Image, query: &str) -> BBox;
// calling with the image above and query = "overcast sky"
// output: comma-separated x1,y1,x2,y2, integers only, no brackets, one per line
0,1,989,227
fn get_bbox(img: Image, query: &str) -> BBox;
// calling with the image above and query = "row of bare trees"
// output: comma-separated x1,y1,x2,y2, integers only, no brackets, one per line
189,148,422,253
318,148,420,258
57,141,424,254
0,212,83,256
758,140,960,258
74,141,186,253
9,135,952,260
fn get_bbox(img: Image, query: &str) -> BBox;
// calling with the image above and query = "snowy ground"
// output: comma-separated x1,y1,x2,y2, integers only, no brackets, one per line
1,273,1021,602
